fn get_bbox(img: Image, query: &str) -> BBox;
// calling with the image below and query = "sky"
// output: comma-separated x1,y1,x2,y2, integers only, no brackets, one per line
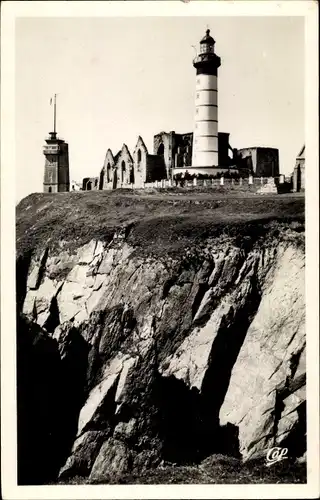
15,15,304,200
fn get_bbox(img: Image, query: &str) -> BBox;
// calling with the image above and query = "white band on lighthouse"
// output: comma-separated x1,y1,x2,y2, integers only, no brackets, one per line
192,73,219,167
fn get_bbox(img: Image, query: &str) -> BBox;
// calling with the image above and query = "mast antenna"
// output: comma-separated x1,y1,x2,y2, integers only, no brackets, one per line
53,94,57,134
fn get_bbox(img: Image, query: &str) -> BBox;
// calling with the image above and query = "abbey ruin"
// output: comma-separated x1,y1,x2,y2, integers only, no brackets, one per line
42,30,305,194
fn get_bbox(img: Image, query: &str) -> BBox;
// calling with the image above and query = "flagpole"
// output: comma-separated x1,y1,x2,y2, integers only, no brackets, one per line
53,94,57,134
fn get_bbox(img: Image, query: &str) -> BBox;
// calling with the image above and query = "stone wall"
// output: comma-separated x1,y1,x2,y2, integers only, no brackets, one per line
80,175,284,193
293,146,305,193
58,143,70,192
218,132,231,167
154,131,233,175
256,148,279,177
153,131,175,179
82,177,99,191
43,155,59,193
114,145,133,188
132,137,148,189
146,155,167,182
238,147,279,177
100,149,115,191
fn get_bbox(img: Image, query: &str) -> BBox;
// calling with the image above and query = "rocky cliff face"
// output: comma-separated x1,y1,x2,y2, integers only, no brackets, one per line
17,219,305,484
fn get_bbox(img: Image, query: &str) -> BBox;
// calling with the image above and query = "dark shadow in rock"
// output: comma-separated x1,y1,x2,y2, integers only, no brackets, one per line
43,295,60,333
201,275,262,421
16,250,32,313
152,373,241,465
17,313,63,484
152,374,204,464
217,423,241,457
57,327,91,469
34,247,49,289
280,401,306,460
17,315,90,485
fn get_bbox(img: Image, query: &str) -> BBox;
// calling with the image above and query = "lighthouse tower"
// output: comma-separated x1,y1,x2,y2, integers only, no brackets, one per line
192,29,221,168
43,95,70,193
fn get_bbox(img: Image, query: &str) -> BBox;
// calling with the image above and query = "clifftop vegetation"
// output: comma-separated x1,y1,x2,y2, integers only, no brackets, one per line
16,190,304,258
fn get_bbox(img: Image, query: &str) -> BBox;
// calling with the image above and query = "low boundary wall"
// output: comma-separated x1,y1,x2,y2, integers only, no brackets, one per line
143,176,284,190
79,175,287,192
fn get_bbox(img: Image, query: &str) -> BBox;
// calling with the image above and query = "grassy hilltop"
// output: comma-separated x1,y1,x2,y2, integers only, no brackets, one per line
16,189,305,257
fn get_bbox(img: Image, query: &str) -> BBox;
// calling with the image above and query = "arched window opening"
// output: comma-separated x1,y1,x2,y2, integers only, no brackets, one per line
113,168,118,190
94,179,98,188
48,186,52,193
99,169,105,190
121,161,126,183
130,167,135,185
107,163,111,183
157,143,166,177
86,181,92,191
137,149,142,172
157,143,164,158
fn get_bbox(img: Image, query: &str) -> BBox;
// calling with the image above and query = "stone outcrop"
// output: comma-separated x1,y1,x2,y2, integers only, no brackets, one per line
17,224,306,483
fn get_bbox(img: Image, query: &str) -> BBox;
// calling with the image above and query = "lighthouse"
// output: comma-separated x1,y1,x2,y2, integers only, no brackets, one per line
43,95,70,193
192,29,221,169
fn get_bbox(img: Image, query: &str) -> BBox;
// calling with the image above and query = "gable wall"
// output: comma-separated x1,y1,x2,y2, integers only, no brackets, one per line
133,140,148,188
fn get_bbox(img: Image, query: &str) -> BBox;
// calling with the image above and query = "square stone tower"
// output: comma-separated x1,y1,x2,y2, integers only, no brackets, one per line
43,132,70,193
43,95,70,193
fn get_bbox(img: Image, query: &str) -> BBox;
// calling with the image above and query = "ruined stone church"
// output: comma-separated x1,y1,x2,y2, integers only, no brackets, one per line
82,130,238,191
81,28,278,192
83,29,237,191
43,29,280,193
